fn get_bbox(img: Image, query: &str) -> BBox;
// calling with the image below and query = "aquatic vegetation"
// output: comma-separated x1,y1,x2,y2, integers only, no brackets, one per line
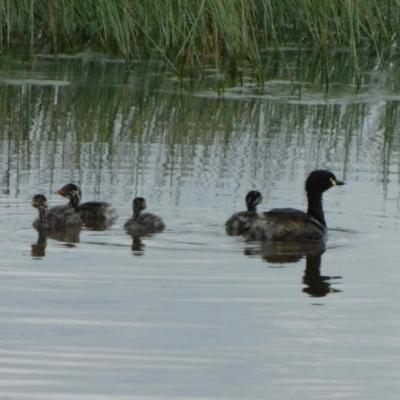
1,0,400,85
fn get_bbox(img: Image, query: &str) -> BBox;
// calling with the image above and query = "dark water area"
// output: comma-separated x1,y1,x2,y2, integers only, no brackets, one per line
1,53,400,399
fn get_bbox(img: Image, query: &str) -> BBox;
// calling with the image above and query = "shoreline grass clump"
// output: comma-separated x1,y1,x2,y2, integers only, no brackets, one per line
1,0,400,85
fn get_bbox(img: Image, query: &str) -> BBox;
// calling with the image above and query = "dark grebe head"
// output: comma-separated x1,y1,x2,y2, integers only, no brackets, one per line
56,183,82,207
245,190,262,212
32,194,48,210
305,170,345,195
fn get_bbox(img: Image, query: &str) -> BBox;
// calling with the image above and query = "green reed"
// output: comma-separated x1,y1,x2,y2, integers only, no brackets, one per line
2,0,400,85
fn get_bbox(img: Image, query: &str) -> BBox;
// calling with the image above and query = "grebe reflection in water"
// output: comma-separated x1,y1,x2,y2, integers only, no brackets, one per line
244,241,341,297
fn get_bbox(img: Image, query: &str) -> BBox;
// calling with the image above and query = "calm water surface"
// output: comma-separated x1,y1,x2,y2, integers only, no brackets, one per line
1,55,400,399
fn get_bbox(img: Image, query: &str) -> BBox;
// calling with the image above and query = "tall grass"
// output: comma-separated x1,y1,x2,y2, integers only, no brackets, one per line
2,0,400,84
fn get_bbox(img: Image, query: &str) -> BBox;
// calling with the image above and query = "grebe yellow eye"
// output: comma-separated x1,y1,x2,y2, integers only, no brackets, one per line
330,177,336,186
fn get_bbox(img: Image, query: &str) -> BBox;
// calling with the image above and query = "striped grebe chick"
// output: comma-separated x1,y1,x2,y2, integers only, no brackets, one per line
225,190,262,235
124,197,165,233
56,183,117,226
32,194,82,229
